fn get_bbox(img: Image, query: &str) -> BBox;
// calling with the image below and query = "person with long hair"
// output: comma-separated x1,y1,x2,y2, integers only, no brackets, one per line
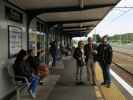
26,49,49,84
13,49,39,98
73,41,85,84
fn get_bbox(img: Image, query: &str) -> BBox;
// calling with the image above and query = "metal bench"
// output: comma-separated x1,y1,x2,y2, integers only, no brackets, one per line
7,64,31,100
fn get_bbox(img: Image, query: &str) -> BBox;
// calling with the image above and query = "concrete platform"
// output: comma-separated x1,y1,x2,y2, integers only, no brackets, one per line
47,56,96,100
20,75,60,100
11,56,130,100
95,63,127,100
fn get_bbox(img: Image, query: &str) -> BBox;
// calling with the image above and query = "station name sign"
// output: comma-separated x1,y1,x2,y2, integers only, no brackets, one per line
5,6,23,23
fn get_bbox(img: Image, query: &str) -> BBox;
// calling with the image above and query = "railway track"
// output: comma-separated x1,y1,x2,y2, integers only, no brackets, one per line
113,50,133,58
112,50,133,85
112,61,133,86
113,50,133,74
112,61,133,76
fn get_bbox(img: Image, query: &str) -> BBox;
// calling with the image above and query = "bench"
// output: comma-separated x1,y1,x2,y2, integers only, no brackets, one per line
7,63,31,100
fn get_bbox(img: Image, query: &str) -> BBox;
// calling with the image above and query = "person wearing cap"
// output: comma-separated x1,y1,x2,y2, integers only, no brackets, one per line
97,35,113,88
84,37,97,85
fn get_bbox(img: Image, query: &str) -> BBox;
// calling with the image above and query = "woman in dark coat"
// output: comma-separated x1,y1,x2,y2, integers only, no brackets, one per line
73,41,85,84
13,49,39,98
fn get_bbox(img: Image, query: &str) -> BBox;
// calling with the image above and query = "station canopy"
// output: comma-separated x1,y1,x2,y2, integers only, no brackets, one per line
10,0,121,37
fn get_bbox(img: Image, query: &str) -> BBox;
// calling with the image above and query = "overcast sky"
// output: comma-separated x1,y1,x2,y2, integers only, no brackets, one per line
89,0,133,37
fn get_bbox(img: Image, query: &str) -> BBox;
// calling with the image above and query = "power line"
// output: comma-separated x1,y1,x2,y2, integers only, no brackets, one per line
92,8,133,34
110,8,133,23
91,5,133,34
115,7,133,8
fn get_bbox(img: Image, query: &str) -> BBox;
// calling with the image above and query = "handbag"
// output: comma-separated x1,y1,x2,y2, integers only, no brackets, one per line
78,58,84,66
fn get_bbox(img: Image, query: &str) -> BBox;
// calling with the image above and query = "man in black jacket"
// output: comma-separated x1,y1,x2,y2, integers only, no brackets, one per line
97,35,113,88
84,37,97,85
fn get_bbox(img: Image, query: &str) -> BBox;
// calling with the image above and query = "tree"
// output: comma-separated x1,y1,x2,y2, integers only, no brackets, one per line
93,34,101,43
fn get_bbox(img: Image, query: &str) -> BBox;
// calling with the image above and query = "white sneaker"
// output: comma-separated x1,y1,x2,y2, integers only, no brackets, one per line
30,90,36,98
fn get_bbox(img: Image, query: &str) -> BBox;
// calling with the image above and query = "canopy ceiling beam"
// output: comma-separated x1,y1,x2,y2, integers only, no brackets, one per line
47,18,101,24
26,3,116,15
63,25,95,29
63,29,89,32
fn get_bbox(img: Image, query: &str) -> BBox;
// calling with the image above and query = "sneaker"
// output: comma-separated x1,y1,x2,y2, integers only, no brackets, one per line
39,81,43,85
76,81,83,85
87,78,90,82
75,78,78,81
106,84,111,88
75,81,79,85
79,81,84,85
91,83,96,86
30,90,36,98
101,82,106,85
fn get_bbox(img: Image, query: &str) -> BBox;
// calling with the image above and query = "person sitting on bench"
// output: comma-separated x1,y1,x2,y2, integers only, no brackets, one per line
26,49,49,83
13,49,40,98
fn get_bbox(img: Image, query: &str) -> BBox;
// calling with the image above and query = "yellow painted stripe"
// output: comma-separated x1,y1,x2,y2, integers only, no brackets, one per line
95,86,103,99
95,63,126,100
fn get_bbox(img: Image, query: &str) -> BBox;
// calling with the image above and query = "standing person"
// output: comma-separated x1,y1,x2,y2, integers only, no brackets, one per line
49,41,57,67
97,35,113,88
73,41,85,84
84,37,97,85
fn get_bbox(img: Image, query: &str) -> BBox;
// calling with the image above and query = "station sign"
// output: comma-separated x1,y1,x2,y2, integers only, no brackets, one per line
5,6,23,23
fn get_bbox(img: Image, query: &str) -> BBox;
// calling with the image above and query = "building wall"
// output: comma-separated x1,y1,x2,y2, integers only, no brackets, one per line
0,0,72,98
0,1,49,98
0,0,27,99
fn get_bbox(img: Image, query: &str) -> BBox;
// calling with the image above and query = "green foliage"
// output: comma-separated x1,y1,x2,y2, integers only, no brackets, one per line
109,33,133,44
83,32,88,37
93,34,101,43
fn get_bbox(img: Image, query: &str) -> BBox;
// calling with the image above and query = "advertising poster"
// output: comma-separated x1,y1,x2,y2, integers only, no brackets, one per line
8,25,22,57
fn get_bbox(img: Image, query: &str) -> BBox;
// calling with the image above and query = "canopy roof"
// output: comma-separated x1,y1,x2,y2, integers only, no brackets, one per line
9,0,121,37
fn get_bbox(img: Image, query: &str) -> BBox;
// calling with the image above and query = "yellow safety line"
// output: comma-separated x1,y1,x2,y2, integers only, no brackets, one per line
94,86,104,100
95,63,126,100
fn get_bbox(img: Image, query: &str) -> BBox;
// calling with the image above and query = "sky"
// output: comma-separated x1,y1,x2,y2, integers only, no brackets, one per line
88,0,133,37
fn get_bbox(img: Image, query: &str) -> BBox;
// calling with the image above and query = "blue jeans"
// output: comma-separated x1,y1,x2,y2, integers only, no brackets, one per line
99,62,111,84
30,74,40,94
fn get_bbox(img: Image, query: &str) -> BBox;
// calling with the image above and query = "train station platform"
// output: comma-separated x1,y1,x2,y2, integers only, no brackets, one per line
0,0,123,99
13,56,131,100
